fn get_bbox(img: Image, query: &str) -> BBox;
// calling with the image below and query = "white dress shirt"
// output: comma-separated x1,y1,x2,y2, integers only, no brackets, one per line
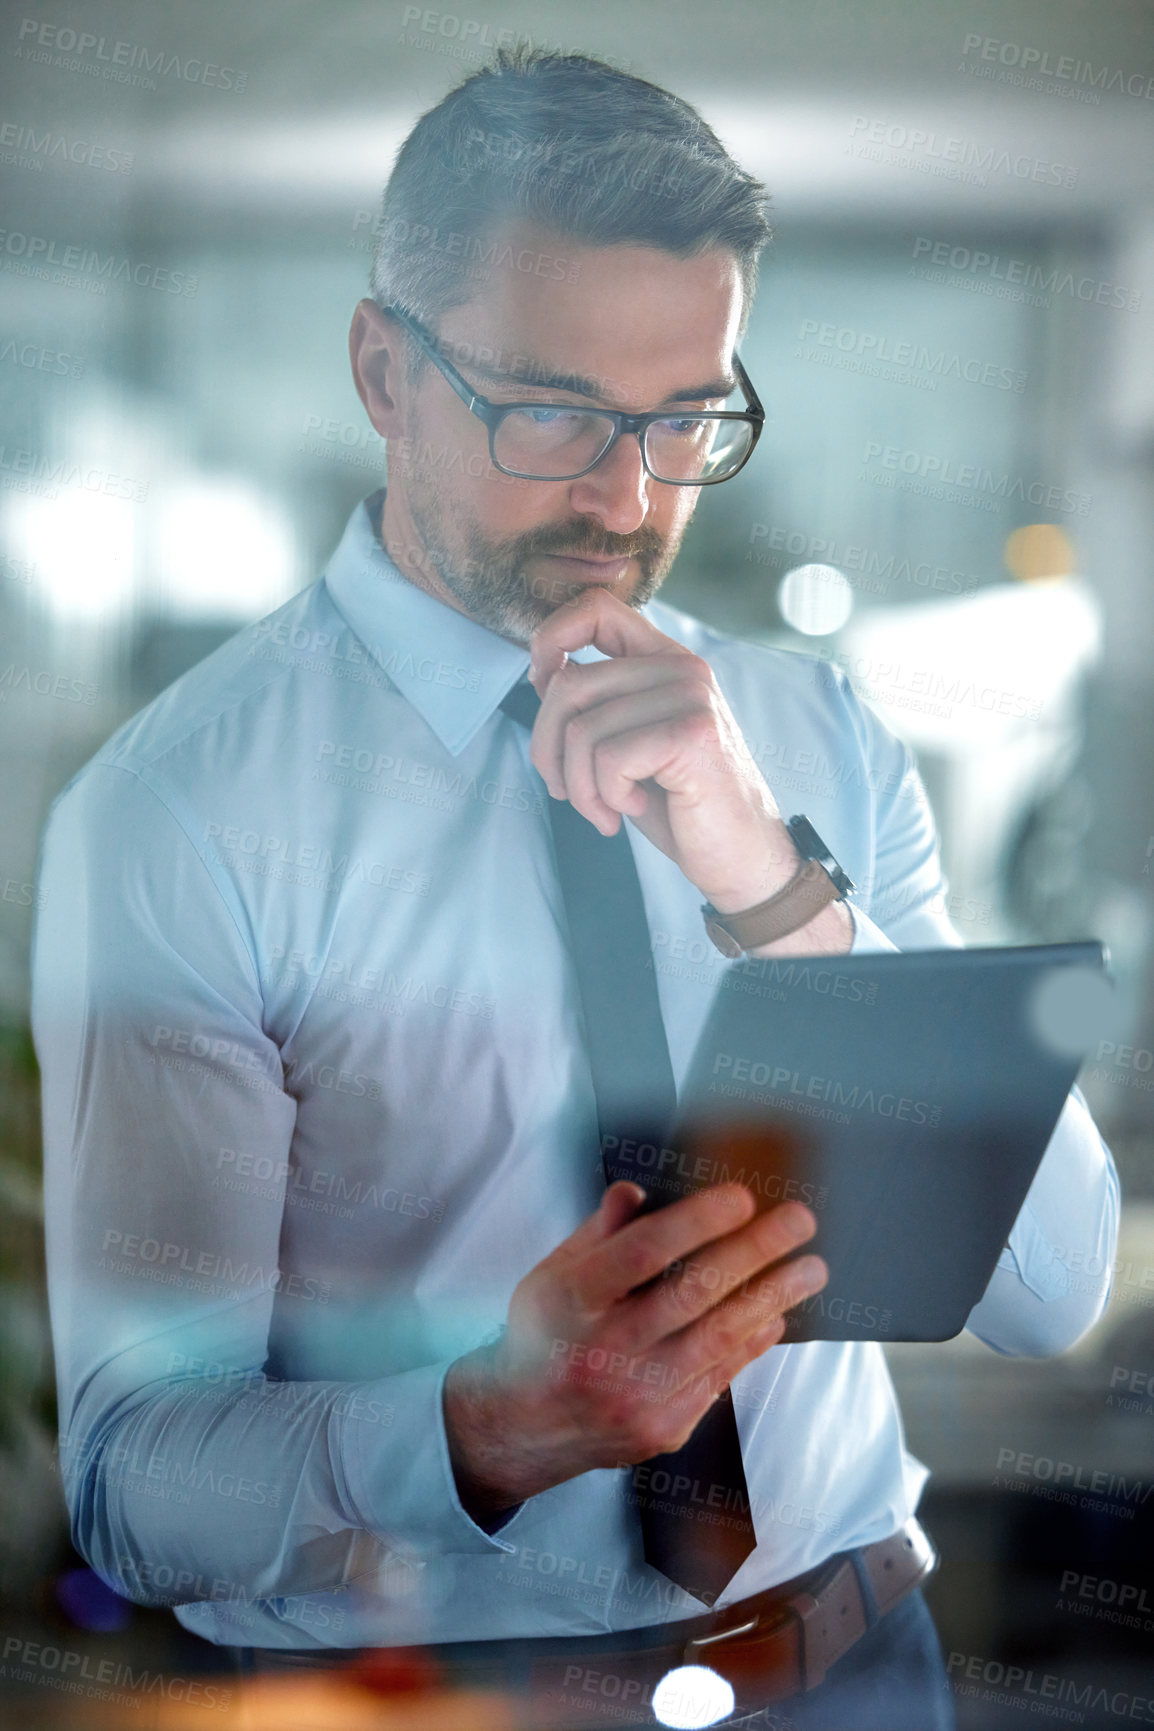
31,492,1119,1651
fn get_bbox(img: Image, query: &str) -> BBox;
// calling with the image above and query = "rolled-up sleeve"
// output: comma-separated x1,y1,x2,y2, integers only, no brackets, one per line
32,763,512,1614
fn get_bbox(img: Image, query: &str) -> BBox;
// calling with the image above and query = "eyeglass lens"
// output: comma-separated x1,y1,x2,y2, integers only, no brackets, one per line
491,407,755,481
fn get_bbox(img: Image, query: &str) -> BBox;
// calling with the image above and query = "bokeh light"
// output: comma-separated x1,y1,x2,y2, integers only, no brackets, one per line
777,563,855,635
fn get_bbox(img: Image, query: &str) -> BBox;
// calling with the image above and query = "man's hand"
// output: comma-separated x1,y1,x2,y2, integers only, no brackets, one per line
443,1180,827,1519
525,588,851,954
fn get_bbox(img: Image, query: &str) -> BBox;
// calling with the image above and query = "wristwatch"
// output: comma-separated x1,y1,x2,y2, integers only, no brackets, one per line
702,815,855,958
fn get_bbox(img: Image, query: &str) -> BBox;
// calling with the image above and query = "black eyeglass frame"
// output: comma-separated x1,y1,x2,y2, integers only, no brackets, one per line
385,304,765,485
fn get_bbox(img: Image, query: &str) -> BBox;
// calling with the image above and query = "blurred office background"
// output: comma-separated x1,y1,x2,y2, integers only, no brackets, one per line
1,0,1152,1725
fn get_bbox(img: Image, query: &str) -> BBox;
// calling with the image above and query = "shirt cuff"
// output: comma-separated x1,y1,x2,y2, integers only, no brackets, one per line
336,1359,520,1560
846,901,898,956
997,1201,1072,1302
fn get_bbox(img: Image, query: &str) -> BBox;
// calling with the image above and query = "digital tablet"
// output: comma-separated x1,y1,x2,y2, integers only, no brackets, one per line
603,942,1111,1343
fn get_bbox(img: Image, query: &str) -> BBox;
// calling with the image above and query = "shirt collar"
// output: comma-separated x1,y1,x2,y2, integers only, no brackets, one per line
322,492,609,757
322,491,530,757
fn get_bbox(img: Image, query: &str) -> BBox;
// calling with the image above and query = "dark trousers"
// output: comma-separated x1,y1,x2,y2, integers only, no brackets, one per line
233,1585,954,1731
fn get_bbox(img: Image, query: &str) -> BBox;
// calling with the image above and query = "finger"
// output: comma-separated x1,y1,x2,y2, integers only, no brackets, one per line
661,1253,828,1388
607,1202,823,1353
531,654,695,801
582,706,717,832
571,1183,759,1312
560,688,706,834
617,1302,802,1441
692,1313,793,1412
529,588,689,689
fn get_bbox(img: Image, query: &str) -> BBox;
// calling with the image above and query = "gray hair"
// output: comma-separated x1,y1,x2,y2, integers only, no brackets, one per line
369,46,771,370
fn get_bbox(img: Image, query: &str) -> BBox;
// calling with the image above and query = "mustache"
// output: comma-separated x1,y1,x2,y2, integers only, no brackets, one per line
506,519,666,563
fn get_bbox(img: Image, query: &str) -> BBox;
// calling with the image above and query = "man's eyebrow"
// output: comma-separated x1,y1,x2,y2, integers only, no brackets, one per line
459,355,738,405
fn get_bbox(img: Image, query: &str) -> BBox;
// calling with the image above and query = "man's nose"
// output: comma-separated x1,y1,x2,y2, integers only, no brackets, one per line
566,430,651,535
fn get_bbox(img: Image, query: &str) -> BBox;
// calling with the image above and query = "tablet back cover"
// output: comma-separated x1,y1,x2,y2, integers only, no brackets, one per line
608,942,1107,1343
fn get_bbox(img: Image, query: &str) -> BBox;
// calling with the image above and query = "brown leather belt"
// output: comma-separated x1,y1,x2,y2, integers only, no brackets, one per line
675,1517,936,1715
341,1518,937,1727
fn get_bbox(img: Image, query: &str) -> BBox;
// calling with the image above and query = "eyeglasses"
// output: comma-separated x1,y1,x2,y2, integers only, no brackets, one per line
385,305,764,485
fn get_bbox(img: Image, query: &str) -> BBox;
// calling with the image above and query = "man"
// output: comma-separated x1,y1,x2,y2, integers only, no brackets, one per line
33,46,1117,1731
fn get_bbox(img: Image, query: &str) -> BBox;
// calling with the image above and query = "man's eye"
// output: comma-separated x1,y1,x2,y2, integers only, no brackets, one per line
661,416,710,436
521,407,582,426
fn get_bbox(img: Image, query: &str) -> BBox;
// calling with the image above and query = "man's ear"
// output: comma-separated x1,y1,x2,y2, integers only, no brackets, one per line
349,299,408,439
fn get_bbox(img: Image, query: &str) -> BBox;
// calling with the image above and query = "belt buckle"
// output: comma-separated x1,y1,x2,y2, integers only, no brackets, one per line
680,1599,796,1720
683,1612,760,1658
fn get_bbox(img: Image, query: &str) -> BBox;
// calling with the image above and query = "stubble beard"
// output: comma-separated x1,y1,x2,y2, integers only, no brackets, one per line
399,472,682,646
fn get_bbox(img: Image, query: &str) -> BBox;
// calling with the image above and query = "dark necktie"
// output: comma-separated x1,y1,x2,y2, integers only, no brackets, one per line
500,678,756,1606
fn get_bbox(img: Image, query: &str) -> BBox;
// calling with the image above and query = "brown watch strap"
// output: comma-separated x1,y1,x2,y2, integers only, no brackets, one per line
703,858,843,957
